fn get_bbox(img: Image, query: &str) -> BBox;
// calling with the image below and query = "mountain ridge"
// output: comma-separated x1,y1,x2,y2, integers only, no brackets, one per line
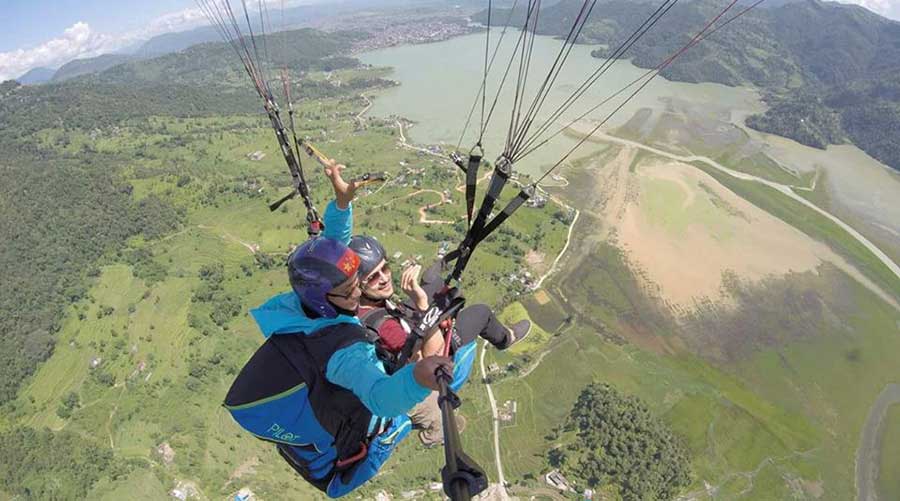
16,67,55,85
52,54,139,82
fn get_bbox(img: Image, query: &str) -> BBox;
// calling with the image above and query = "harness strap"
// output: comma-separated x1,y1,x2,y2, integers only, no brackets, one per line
360,301,418,374
475,185,534,245
335,442,368,468
263,99,322,236
449,155,512,282
464,150,482,225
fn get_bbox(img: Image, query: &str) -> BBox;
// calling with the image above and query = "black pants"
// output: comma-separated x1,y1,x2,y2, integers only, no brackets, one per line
454,303,508,349
419,260,507,350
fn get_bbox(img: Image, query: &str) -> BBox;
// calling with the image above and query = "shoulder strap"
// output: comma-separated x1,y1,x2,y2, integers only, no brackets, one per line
358,308,390,343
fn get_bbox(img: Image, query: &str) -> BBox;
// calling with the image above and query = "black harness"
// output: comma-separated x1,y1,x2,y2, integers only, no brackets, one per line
359,300,419,374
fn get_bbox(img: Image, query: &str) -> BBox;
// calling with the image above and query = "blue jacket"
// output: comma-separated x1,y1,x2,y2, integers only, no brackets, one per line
250,200,429,418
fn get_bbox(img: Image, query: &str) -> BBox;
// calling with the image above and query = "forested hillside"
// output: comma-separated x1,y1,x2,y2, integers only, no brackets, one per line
0,155,181,404
548,383,691,500
0,28,364,407
474,0,900,171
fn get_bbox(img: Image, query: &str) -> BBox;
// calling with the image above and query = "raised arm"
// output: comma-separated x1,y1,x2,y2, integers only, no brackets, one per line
321,158,360,245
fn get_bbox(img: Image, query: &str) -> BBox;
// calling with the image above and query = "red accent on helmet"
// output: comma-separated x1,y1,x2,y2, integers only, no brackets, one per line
336,248,360,278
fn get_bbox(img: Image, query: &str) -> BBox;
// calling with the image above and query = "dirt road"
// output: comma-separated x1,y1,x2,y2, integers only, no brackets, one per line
856,384,900,501
480,342,511,500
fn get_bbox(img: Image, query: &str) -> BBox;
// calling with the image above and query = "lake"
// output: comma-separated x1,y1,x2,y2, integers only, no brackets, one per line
359,31,759,176
359,32,900,249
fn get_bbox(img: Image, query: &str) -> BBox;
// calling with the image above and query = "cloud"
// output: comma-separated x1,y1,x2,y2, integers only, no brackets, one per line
834,0,900,19
0,22,123,81
1,1,327,81
0,7,212,82
138,8,209,40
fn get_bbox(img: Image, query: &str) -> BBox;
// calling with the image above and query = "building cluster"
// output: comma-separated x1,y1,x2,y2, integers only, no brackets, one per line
545,469,574,492
393,166,427,189
347,18,478,52
498,399,517,424
507,269,537,291
525,192,548,208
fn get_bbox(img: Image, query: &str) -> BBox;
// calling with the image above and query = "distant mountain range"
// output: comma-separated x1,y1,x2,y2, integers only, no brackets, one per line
473,0,900,171
134,27,222,58
51,54,137,83
13,0,420,87
16,67,55,85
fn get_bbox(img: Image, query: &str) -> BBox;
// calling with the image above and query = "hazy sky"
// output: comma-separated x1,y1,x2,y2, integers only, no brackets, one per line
1,0,898,81
1,0,203,80
837,0,900,20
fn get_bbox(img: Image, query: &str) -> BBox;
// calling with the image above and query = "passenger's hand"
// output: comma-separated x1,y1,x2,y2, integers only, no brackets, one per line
400,264,429,311
413,356,454,391
323,158,358,208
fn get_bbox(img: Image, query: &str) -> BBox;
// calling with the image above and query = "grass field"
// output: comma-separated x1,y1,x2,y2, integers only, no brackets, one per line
475,242,900,499
639,175,736,240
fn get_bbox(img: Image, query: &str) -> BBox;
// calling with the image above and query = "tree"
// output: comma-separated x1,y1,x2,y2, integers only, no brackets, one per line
554,383,691,500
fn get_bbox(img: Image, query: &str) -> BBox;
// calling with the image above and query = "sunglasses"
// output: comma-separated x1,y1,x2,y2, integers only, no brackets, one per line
363,262,391,285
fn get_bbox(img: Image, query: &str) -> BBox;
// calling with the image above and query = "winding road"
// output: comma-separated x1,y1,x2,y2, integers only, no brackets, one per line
480,342,511,501
856,384,900,501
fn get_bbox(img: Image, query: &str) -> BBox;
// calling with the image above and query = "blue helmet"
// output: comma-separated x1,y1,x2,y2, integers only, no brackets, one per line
288,237,361,318
349,235,386,279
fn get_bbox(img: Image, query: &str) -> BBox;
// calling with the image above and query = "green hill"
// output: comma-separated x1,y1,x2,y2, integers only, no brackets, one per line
52,54,137,82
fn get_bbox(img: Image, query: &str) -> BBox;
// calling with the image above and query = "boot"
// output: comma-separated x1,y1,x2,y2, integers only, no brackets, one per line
499,320,532,350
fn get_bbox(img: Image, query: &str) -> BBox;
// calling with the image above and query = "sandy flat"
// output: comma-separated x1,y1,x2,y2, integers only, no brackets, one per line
596,152,891,310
